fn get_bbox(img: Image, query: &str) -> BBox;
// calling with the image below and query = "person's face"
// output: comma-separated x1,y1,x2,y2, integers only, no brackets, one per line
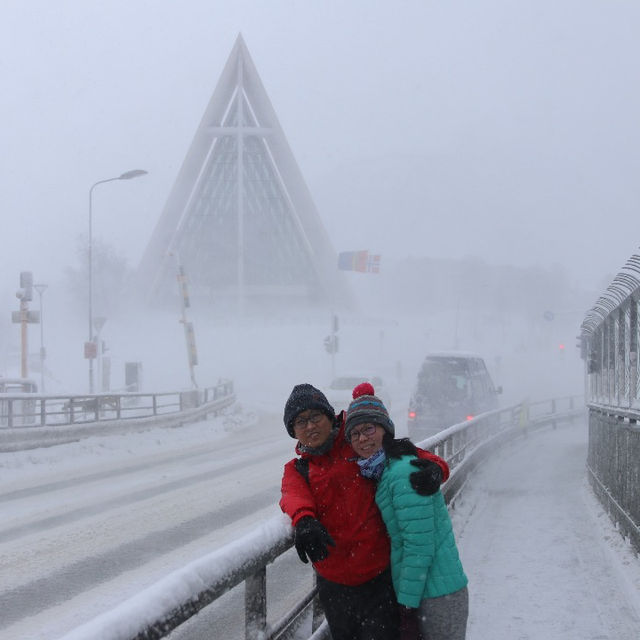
292,410,333,448
349,423,385,458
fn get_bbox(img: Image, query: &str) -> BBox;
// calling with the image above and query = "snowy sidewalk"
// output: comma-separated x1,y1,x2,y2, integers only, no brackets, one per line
451,420,640,640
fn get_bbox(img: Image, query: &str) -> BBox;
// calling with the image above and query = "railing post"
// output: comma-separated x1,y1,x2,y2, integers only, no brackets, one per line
8,399,13,428
153,394,158,416
312,574,324,632
551,398,557,429
40,398,46,426
245,569,267,640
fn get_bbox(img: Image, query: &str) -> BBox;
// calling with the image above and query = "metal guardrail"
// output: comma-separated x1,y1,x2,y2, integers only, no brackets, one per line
60,394,583,640
0,380,235,452
586,403,640,554
580,252,640,553
0,380,234,428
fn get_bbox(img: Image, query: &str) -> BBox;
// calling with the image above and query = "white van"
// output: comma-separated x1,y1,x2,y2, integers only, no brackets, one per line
324,374,390,414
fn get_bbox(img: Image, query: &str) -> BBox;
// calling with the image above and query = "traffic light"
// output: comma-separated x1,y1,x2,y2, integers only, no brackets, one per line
177,265,190,308
324,335,339,354
18,271,33,301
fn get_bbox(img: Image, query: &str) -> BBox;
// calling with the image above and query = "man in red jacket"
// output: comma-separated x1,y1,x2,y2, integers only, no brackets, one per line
280,383,449,640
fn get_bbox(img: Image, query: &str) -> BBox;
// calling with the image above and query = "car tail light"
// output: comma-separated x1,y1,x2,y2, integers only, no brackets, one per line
408,410,416,420
466,415,474,421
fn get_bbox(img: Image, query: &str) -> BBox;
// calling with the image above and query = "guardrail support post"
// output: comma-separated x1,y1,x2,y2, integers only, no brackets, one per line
312,574,324,632
245,568,267,640
40,398,46,426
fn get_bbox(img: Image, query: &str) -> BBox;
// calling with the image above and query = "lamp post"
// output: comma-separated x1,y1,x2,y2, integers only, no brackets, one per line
88,169,147,393
34,283,48,392
93,316,107,392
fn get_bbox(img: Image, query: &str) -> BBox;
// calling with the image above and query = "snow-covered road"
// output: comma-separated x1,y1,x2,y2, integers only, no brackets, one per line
0,409,295,640
1,409,639,640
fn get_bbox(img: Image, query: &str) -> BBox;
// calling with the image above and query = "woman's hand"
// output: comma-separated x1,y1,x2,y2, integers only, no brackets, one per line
409,458,443,496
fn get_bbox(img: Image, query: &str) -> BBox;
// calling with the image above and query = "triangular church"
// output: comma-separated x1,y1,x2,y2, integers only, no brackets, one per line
136,34,352,311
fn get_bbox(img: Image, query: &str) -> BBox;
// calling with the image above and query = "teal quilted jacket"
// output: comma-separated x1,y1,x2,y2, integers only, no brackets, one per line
375,455,468,608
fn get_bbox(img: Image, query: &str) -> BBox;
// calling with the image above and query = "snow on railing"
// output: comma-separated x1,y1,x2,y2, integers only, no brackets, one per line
58,395,583,640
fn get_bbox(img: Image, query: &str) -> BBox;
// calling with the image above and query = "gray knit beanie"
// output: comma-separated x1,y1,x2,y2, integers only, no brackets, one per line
344,382,394,440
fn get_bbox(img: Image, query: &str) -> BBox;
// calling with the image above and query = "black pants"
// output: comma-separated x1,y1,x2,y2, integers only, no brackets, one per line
316,568,400,640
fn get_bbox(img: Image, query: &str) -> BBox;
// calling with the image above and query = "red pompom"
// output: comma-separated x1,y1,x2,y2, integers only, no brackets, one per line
353,382,375,399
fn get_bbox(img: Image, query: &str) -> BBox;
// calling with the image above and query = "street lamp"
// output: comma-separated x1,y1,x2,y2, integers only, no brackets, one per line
93,316,107,392
34,283,48,392
88,169,147,393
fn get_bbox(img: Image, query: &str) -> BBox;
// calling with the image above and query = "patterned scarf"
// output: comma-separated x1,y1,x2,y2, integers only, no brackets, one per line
357,448,387,481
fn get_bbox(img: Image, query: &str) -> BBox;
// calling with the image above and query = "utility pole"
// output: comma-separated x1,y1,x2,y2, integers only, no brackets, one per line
323,314,339,380
34,283,48,392
174,256,198,389
11,272,39,381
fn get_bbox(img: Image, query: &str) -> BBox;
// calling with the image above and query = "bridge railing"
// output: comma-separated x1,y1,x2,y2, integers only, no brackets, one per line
586,403,640,555
0,380,235,452
0,380,234,428
580,253,640,554
59,394,583,640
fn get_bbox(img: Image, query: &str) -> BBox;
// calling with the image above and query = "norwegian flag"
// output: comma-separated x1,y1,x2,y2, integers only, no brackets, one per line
338,250,381,273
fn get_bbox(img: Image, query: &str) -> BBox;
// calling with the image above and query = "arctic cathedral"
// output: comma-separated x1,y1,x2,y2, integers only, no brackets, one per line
135,35,352,313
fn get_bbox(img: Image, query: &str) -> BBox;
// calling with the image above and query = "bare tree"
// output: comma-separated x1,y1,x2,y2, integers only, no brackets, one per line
65,234,133,317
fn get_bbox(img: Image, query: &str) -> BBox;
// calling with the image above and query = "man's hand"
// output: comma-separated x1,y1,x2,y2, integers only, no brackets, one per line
410,458,443,496
294,516,336,563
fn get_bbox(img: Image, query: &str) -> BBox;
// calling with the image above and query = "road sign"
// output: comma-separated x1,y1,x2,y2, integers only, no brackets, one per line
84,341,97,359
11,310,40,323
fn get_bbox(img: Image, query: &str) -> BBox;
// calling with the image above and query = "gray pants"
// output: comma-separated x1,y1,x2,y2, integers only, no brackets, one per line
418,586,468,640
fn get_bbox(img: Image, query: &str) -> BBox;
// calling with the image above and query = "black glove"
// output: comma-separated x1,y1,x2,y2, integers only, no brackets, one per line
410,458,443,496
294,516,336,564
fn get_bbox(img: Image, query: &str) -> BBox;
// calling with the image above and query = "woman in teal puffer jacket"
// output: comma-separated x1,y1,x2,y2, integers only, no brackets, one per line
346,383,468,640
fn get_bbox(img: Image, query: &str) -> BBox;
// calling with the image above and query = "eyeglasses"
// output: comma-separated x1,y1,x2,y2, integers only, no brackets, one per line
349,424,378,442
293,411,325,429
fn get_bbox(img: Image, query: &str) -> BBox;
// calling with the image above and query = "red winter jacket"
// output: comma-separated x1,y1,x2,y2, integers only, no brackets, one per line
279,412,449,586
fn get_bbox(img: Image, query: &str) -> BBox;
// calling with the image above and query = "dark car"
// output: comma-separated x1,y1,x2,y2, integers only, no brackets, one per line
408,352,501,440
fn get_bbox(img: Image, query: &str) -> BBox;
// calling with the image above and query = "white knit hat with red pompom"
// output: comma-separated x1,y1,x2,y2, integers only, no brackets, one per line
344,382,395,440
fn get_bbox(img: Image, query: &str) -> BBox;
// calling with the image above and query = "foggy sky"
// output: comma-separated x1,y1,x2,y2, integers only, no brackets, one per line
2,0,639,298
